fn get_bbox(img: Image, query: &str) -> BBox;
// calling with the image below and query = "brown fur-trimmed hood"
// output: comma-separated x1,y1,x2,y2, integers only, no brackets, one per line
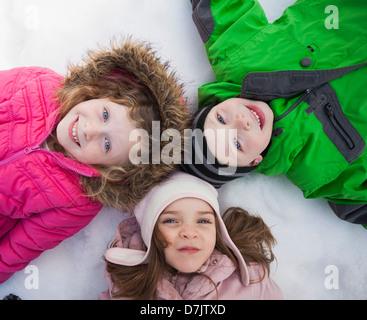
58,37,190,210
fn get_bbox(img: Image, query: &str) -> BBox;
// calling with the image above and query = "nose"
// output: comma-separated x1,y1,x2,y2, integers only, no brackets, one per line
84,121,101,141
235,113,251,131
179,225,198,240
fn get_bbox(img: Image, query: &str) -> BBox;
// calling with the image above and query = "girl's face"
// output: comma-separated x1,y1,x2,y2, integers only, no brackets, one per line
157,197,216,273
56,98,138,166
204,98,274,167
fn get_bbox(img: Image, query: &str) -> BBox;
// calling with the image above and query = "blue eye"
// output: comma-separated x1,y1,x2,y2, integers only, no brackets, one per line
105,139,111,152
217,115,225,124
103,109,109,121
163,219,176,224
198,219,211,224
234,138,241,150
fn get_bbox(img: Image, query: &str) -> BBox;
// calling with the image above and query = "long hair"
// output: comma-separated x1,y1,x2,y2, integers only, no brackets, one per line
105,222,168,300
53,69,160,208
222,207,276,282
52,39,189,210
105,207,276,300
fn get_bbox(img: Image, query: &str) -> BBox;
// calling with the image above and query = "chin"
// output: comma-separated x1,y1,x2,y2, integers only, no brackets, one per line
175,265,201,274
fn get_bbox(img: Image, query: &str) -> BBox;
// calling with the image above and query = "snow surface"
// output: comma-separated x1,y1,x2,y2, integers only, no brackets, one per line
0,0,366,300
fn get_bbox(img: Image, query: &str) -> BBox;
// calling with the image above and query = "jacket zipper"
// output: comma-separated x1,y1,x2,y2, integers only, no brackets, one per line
0,146,40,168
274,88,313,122
324,103,354,150
0,113,91,175
0,140,92,176
0,144,95,177
0,112,58,169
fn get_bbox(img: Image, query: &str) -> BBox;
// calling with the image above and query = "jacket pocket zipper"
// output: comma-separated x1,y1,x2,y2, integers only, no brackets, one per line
324,103,354,150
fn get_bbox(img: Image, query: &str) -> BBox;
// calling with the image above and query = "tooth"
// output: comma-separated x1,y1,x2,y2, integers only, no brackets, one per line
250,110,261,126
72,121,80,145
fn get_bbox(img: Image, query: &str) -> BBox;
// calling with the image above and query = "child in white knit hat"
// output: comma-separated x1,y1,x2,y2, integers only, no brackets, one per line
99,171,283,300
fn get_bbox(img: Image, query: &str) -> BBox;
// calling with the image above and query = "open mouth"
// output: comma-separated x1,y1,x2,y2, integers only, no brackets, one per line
69,117,81,147
246,105,265,130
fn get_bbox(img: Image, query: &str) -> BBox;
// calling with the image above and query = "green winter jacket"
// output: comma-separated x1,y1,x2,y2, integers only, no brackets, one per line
192,0,367,222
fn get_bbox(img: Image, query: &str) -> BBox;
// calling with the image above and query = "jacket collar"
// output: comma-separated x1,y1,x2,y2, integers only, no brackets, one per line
157,250,241,300
240,62,367,102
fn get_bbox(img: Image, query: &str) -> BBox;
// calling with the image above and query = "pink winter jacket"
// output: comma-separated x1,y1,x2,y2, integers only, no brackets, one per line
99,217,284,300
0,67,103,284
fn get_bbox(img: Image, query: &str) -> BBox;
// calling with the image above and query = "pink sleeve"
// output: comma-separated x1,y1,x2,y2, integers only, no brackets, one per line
257,277,284,300
0,67,62,104
0,204,101,284
248,264,284,300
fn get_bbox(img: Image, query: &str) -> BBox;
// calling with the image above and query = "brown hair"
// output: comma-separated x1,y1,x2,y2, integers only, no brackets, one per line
105,207,276,300
222,207,276,282
52,38,189,210
55,69,159,207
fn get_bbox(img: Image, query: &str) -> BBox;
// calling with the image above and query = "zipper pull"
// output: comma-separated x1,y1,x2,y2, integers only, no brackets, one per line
24,146,40,154
325,103,334,117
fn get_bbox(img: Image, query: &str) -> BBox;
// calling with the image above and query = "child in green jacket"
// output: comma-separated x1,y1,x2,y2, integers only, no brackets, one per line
182,0,367,225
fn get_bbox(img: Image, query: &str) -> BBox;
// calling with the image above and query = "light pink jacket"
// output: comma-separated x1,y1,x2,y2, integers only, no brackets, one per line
0,67,102,284
99,217,283,300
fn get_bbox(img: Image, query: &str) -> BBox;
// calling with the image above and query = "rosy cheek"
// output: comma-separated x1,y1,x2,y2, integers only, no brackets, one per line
163,234,175,247
85,145,103,159
158,229,175,247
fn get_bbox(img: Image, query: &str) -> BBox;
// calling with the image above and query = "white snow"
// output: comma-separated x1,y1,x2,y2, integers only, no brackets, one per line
1,0,366,300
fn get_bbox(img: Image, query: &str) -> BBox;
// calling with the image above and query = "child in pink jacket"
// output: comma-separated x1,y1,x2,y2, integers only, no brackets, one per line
0,38,189,284
100,172,283,300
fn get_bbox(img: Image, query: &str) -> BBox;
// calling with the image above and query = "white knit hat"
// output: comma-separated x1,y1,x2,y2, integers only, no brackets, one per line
105,171,249,285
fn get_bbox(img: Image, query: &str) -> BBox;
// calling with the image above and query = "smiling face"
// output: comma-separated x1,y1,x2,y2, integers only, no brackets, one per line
203,98,274,167
56,98,138,166
157,197,217,273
